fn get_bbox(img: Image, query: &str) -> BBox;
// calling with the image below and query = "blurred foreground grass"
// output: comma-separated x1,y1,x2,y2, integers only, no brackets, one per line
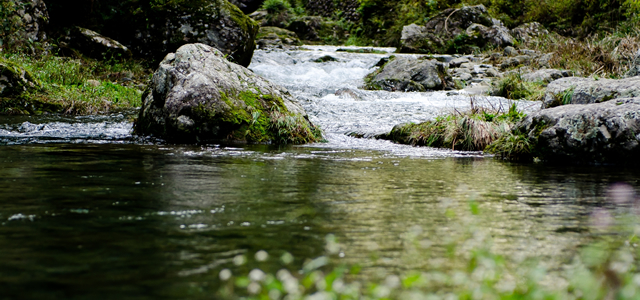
218,184,640,300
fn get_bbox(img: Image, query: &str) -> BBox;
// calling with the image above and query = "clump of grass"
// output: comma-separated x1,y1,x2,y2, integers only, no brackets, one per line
261,0,293,26
522,21,640,78
492,72,545,101
269,110,324,144
484,131,533,161
384,99,526,151
0,52,151,115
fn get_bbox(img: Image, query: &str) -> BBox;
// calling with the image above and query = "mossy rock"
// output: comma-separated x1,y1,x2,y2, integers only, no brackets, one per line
256,26,302,49
0,59,40,97
136,43,322,144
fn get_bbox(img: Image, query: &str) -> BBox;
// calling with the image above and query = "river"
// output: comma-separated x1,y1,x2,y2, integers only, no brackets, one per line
0,46,638,299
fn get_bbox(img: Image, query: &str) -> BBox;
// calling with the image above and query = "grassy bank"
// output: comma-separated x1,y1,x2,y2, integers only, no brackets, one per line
0,51,151,115
216,187,640,300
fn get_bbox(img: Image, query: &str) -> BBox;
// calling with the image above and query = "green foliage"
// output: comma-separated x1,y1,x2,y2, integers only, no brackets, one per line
385,99,525,151
492,73,545,101
1,52,148,114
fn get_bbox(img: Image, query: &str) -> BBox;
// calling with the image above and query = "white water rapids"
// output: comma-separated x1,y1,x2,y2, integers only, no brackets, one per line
249,46,540,155
0,46,541,156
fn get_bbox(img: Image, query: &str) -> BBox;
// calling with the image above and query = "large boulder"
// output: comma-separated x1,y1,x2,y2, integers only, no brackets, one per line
363,56,450,92
516,98,640,164
46,0,259,66
0,59,40,97
135,44,322,144
399,5,512,54
543,77,640,108
59,27,132,60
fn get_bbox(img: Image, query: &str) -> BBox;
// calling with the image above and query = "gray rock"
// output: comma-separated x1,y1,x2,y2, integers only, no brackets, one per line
511,22,549,44
62,27,132,60
500,55,532,70
458,72,473,81
517,98,640,164
485,67,501,78
504,46,518,57
136,44,321,144
466,23,514,48
287,17,323,41
363,57,449,92
449,57,470,68
0,59,40,97
522,69,564,84
543,77,640,108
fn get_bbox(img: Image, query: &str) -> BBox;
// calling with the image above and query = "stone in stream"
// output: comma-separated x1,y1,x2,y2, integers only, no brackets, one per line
362,56,451,92
135,43,322,144
515,98,640,164
543,76,640,108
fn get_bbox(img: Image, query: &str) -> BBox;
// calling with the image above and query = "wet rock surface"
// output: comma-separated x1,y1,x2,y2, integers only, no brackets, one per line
136,43,321,144
517,98,640,164
544,77,640,108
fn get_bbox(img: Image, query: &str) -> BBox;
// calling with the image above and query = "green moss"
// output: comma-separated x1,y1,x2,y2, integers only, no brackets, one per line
188,90,321,144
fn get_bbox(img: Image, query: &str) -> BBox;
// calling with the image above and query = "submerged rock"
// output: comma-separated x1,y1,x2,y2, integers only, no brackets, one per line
0,60,40,97
516,98,640,164
543,77,640,108
135,43,322,144
363,56,450,92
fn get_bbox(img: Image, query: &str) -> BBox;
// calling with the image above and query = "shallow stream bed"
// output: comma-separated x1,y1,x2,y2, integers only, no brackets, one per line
0,46,637,299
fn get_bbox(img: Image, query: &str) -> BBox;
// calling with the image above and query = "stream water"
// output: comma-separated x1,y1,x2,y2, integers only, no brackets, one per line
1,47,638,299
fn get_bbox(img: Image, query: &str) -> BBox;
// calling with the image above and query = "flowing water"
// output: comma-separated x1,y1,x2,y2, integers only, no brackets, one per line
0,47,638,299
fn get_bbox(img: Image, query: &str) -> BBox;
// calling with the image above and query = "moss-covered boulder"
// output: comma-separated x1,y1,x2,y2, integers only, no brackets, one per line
363,56,451,92
135,43,322,144
399,5,510,54
46,0,259,66
256,27,301,50
0,59,40,97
